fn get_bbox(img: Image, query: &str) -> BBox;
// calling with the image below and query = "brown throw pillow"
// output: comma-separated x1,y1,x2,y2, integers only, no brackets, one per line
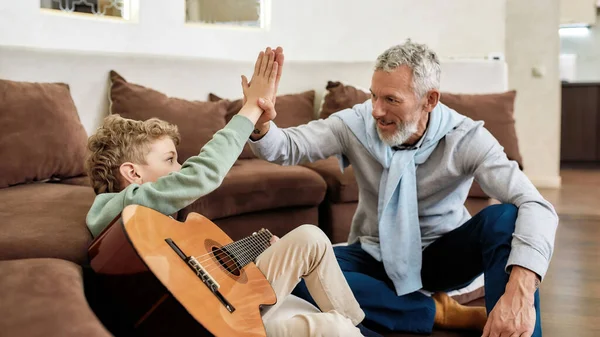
209,90,316,159
109,71,229,163
0,79,88,188
440,91,522,167
319,81,371,119
440,91,523,198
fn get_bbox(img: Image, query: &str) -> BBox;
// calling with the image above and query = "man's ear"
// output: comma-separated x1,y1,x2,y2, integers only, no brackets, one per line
424,89,440,112
119,162,143,185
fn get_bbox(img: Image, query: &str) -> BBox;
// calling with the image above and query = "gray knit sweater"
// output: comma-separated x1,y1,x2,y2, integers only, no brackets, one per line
248,114,558,280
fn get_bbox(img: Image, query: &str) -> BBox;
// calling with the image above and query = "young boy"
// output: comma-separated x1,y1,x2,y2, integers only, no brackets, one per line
85,48,374,337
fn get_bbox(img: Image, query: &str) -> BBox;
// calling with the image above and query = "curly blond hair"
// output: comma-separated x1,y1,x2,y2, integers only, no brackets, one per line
86,114,180,194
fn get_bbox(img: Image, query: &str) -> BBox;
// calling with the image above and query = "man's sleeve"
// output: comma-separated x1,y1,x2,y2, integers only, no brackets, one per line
248,117,347,166
458,123,558,280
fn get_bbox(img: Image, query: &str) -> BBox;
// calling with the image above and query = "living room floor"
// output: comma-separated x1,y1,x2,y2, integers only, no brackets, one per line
536,168,600,337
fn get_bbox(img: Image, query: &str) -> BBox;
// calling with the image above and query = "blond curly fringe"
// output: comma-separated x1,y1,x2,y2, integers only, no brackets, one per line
85,114,180,194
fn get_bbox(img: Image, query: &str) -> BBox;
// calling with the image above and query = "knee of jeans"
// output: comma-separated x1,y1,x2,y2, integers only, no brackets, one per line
479,204,518,241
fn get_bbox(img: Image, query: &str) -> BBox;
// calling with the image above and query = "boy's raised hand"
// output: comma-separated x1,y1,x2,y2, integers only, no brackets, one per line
242,46,284,106
241,47,279,114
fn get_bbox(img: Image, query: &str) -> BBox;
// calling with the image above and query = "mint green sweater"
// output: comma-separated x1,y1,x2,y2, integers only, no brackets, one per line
86,115,254,237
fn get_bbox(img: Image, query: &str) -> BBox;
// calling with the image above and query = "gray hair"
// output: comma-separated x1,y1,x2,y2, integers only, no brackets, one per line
374,39,441,98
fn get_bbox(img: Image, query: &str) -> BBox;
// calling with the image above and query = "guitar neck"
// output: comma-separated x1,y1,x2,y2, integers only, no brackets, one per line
223,230,273,268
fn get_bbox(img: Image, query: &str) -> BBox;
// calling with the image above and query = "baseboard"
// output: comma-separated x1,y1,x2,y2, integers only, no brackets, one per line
528,175,562,189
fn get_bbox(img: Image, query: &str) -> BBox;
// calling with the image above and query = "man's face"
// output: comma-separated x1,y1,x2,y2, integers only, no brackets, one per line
136,137,182,183
370,66,425,146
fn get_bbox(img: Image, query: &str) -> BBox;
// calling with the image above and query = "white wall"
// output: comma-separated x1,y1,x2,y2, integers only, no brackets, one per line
561,12,600,81
0,0,506,62
560,0,597,25
506,0,562,188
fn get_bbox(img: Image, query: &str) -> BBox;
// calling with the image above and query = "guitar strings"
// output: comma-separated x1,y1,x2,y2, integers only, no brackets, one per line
182,231,268,268
188,231,273,276
189,230,272,262
194,230,271,265
200,232,272,276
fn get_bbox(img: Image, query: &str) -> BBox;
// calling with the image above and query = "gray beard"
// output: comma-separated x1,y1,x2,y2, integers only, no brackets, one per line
376,120,419,147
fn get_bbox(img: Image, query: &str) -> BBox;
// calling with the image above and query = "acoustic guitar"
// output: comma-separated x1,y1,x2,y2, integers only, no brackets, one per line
88,204,277,337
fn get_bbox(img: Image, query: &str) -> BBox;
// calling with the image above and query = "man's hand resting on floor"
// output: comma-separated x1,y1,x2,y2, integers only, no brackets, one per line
482,266,537,337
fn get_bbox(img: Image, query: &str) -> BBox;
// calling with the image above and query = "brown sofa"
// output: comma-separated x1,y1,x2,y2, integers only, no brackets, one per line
0,77,328,337
0,76,519,337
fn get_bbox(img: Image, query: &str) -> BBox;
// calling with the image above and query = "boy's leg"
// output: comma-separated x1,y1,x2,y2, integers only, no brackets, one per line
255,225,364,336
263,311,362,337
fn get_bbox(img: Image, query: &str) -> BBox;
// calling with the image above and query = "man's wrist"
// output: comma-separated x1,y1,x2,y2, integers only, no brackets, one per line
250,122,270,141
507,266,540,295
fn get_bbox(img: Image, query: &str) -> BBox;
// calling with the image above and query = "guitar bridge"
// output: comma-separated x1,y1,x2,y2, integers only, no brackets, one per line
187,256,220,291
165,238,236,313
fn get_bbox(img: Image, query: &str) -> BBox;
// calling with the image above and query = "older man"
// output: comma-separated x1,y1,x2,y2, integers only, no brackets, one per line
247,40,557,336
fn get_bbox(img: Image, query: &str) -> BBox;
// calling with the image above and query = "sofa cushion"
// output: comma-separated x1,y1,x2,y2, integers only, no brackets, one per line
214,206,320,242
302,157,359,203
178,159,327,221
209,91,316,159
58,175,91,187
319,81,370,119
0,258,111,337
440,91,523,198
440,91,522,168
0,79,88,188
0,183,95,264
464,197,500,216
109,70,229,163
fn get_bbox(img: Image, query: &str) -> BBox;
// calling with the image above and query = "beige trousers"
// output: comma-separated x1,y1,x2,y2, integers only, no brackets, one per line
255,225,365,337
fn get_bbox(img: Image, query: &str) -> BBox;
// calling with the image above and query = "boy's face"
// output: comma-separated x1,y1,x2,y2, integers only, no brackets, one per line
121,137,182,186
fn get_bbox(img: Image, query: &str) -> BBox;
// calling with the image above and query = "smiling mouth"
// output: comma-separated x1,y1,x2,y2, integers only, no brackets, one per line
377,119,395,127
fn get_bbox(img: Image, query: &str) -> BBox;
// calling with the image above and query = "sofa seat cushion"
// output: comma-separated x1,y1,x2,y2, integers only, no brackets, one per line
0,183,95,264
178,159,327,221
57,175,91,187
303,157,359,203
0,258,111,337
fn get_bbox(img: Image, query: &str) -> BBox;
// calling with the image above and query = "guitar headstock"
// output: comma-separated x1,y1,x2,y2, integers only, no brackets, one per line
253,228,273,239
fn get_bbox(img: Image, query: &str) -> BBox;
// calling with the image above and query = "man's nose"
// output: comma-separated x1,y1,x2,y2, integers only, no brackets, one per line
372,100,385,118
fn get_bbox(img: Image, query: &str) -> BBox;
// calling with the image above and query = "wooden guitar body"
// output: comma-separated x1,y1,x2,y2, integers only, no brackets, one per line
88,205,277,337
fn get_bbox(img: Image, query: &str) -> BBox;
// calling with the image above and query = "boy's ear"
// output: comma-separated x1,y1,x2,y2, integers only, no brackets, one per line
119,162,143,186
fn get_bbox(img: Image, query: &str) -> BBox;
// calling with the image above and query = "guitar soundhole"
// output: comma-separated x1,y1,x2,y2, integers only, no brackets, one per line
212,247,241,277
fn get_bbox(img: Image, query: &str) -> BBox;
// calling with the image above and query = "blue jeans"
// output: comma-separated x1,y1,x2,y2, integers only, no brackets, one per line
293,204,542,335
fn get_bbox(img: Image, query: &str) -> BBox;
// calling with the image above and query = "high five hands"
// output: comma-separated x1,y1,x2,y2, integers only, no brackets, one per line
242,47,284,126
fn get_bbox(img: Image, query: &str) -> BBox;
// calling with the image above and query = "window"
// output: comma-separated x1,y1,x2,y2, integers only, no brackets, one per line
40,0,132,20
186,0,267,28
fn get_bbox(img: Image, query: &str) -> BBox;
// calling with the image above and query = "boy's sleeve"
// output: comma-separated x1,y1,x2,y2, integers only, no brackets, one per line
86,115,254,237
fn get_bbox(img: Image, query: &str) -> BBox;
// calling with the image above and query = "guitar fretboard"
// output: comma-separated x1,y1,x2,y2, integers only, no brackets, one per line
222,230,273,268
